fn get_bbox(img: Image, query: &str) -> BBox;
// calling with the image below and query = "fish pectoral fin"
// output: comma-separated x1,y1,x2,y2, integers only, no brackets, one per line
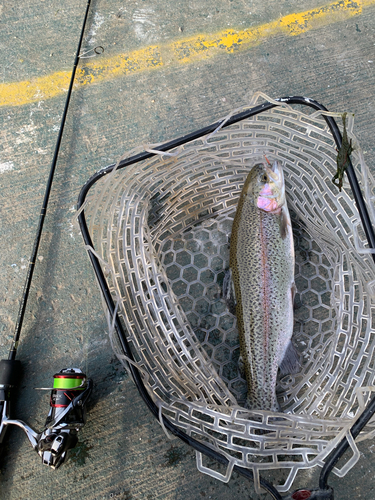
280,205,290,239
222,268,236,315
279,341,301,377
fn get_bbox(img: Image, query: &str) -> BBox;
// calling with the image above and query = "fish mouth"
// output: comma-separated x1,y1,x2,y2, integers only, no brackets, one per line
265,160,284,187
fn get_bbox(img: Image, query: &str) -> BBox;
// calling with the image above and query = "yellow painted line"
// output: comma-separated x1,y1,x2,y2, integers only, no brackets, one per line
171,0,364,63
77,45,162,86
1,0,373,107
0,46,162,108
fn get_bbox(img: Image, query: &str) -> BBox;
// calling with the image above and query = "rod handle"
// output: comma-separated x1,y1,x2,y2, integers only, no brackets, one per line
0,360,22,401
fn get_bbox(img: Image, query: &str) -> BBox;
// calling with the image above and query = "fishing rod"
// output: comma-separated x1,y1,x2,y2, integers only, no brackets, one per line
0,0,95,469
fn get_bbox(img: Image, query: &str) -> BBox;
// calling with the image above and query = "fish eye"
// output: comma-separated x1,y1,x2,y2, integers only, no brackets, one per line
261,174,268,183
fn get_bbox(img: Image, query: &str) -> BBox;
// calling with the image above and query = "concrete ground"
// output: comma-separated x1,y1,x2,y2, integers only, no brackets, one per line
1,0,375,498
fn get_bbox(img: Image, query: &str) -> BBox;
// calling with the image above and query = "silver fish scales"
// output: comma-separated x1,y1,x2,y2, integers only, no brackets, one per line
229,161,296,411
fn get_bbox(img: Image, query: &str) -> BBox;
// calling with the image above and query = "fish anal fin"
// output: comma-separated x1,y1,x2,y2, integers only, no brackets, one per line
238,355,246,378
291,282,297,304
279,341,300,377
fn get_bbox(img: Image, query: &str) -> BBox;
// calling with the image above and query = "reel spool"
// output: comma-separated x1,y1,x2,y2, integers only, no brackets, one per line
0,365,92,469
47,369,88,427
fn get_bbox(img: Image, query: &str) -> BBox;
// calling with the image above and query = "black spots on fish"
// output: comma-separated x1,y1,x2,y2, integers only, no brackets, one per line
229,178,294,411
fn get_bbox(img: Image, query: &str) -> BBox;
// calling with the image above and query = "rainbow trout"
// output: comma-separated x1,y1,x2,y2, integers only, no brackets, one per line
228,161,296,411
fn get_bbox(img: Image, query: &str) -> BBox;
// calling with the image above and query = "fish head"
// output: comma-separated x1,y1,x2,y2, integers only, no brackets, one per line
244,161,286,214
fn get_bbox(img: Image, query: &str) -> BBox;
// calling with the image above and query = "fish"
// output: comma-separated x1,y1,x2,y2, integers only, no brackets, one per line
226,160,297,411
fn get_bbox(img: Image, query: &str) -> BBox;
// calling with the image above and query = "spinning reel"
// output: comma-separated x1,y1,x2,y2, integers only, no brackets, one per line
0,362,92,469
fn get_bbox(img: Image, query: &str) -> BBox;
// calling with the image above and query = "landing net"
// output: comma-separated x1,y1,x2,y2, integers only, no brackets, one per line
80,93,375,493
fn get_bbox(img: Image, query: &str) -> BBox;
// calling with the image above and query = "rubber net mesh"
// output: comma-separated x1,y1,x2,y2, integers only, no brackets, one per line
81,93,375,493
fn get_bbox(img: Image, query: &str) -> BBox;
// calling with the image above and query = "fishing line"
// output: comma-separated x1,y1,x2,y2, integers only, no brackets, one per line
0,0,98,469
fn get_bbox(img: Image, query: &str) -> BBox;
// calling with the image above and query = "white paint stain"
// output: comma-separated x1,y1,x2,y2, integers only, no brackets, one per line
0,161,14,173
36,148,48,155
15,122,37,145
68,222,75,239
87,12,105,46
32,88,44,101
132,8,157,42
